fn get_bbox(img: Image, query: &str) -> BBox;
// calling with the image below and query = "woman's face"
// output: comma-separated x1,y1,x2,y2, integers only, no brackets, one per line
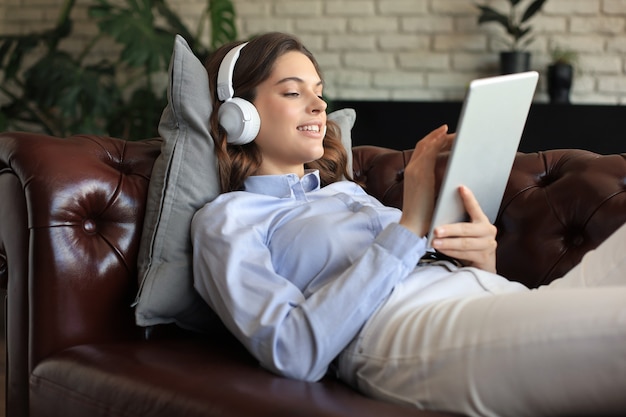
252,51,327,176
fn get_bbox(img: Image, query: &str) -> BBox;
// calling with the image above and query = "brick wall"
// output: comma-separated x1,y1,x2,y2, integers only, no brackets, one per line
2,0,626,104
229,0,626,104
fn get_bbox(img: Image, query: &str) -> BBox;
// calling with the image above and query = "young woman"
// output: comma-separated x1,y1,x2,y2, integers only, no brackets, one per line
191,32,626,417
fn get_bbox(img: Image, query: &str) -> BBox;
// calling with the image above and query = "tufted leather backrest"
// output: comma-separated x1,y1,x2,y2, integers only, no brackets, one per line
353,145,626,288
497,150,626,286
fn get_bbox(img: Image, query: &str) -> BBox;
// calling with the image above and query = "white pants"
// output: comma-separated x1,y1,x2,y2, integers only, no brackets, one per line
338,222,626,417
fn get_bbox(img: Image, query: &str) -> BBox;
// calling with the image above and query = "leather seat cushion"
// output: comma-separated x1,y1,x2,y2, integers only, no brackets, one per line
29,335,450,417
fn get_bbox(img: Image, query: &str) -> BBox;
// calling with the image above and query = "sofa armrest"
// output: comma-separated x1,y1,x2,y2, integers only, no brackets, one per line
0,132,161,413
0,150,30,415
352,145,626,288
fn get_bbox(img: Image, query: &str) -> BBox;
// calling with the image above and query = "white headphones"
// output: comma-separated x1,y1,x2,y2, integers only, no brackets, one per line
216,42,261,145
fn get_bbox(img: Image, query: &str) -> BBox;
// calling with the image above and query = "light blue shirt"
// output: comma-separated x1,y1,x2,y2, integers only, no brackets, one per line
191,170,428,381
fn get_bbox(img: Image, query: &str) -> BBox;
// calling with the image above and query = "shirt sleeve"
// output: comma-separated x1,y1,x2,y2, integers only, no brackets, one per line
191,198,426,382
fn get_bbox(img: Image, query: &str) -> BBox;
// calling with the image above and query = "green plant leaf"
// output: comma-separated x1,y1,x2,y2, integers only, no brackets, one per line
107,86,165,140
476,0,544,51
154,0,195,47
0,35,43,81
23,52,120,135
521,0,548,24
477,6,509,27
89,0,175,73
208,0,238,50
519,35,536,50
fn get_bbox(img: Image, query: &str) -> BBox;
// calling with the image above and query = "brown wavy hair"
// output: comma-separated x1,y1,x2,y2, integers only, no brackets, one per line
205,32,352,193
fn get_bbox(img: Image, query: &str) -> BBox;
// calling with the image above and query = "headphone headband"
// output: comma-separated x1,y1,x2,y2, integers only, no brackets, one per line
216,41,260,145
217,42,249,102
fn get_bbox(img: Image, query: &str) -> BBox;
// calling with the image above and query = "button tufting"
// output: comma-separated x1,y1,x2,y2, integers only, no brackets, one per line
537,172,555,186
83,219,97,234
570,234,584,247
564,228,585,247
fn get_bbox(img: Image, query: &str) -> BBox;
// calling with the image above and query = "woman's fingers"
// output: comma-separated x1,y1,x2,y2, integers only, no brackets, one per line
458,185,489,223
400,125,455,237
433,186,494,238
411,125,454,161
431,186,498,272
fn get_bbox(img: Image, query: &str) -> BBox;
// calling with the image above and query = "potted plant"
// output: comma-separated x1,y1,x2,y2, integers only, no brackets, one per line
547,47,577,104
0,0,237,139
476,0,548,74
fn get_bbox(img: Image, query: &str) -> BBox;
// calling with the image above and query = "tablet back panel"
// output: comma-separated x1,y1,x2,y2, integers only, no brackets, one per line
427,71,539,246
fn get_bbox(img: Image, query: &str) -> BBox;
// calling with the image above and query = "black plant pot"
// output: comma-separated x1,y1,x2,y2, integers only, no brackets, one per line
547,63,573,104
500,51,531,74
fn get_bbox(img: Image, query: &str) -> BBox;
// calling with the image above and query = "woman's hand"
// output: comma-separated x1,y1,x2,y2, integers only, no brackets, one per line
430,186,498,273
398,126,497,273
399,125,454,237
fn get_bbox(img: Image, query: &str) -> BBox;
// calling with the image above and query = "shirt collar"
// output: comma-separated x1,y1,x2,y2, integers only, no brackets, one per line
243,170,321,198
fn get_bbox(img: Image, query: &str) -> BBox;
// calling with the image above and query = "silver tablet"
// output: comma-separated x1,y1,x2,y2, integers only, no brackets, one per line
427,71,539,247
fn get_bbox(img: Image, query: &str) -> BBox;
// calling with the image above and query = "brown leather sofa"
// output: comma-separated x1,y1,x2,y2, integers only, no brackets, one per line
1,131,624,417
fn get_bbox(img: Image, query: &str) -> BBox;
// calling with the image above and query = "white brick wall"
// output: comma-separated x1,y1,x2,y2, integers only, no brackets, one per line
3,0,626,104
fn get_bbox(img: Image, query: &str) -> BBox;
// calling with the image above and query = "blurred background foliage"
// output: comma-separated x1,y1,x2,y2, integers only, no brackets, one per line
0,0,237,140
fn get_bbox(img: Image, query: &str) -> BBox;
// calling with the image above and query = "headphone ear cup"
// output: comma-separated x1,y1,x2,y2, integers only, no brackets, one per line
218,97,261,145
